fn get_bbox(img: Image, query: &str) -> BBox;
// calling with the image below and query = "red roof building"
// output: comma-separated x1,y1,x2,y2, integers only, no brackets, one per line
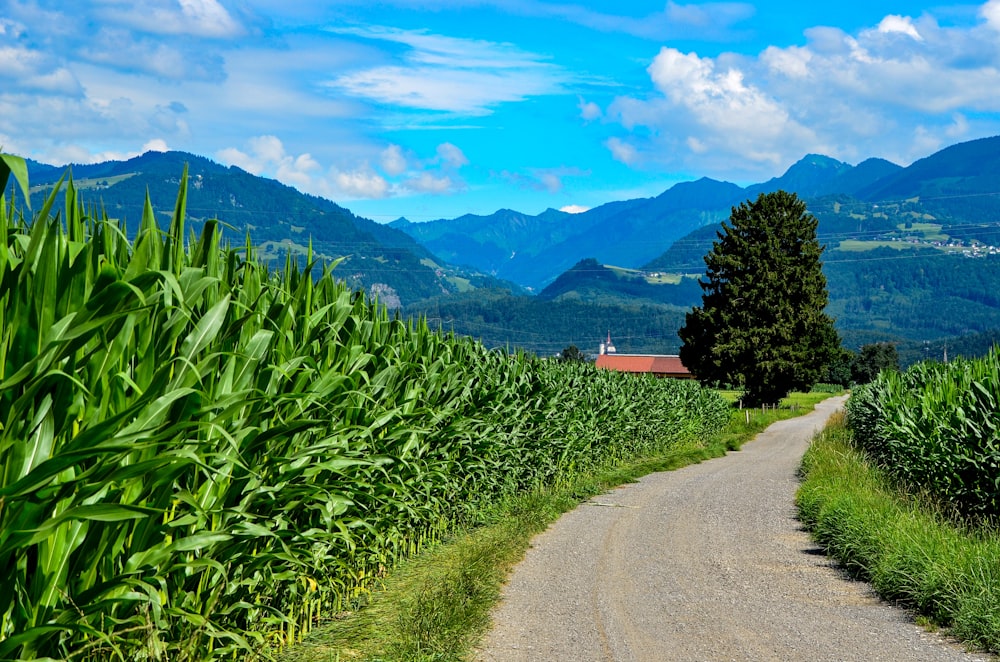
595,354,693,379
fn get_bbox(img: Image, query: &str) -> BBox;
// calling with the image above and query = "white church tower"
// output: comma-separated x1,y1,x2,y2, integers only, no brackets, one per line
599,331,617,355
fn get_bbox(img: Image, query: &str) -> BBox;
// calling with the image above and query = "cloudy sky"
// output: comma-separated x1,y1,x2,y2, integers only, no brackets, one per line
3,1,1000,221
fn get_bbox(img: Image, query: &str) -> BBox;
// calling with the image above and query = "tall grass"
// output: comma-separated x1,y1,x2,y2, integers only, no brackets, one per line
0,156,731,660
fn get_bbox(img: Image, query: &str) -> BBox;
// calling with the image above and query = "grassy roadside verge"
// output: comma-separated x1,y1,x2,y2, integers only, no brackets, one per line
797,412,1000,656
279,390,835,662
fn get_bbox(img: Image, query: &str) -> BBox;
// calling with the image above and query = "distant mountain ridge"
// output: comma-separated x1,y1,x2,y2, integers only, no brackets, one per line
543,135,1000,357
10,134,1000,357
14,150,500,306
393,134,1000,290
392,176,745,289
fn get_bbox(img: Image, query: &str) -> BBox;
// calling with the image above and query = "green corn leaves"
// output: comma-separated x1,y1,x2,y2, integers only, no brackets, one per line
0,153,30,210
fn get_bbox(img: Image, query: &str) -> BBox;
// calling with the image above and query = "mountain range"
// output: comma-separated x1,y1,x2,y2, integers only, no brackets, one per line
8,135,1000,361
18,150,504,306
391,135,1000,291
390,177,746,291
399,135,1000,361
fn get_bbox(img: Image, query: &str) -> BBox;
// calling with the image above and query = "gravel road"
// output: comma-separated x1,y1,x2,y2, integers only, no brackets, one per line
475,396,992,662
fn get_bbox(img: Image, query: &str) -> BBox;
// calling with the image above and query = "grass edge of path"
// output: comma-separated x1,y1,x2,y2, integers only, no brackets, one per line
279,391,835,662
797,411,1000,657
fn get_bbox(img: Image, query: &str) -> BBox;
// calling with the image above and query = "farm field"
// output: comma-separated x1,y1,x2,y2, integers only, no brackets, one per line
0,160,732,660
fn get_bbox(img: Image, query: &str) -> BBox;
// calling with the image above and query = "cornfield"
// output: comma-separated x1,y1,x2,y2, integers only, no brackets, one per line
0,154,731,660
847,349,1000,522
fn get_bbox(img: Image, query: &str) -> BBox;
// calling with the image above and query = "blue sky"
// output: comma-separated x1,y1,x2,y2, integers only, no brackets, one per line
3,1,1000,221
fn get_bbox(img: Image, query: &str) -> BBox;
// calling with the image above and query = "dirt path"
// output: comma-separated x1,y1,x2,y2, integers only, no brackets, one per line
475,396,991,662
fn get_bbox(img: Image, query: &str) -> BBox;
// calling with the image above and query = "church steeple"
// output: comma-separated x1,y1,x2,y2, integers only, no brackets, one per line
604,331,616,354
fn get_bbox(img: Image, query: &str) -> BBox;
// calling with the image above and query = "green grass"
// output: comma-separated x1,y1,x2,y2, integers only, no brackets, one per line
29,172,137,193
644,272,687,285
718,389,834,406
897,222,946,240
836,240,914,251
257,238,321,260
798,413,1000,655
279,393,833,662
604,264,700,285
445,276,474,292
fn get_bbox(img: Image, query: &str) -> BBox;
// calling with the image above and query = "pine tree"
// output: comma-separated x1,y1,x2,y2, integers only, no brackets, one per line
679,190,839,405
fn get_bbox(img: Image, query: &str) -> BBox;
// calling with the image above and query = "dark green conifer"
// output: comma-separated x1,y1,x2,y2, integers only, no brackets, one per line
679,190,839,405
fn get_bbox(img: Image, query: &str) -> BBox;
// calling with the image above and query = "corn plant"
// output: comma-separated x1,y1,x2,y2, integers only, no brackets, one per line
847,349,1000,522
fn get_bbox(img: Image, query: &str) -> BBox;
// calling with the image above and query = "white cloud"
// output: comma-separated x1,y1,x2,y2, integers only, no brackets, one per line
380,144,408,176
142,138,169,153
946,113,970,139
606,137,639,165
100,0,245,38
639,47,815,165
217,135,471,201
218,135,323,192
333,66,551,114
320,0,755,41
327,26,567,115
761,45,812,78
982,0,1000,31
500,165,587,193
509,0,757,40
560,204,590,214
178,0,243,36
33,140,171,166
0,18,26,38
80,28,226,81
605,2,1000,179
541,173,564,192
0,46,81,94
436,142,468,168
877,15,923,41
579,97,602,121
335,169,390,199
405,172,455,194
687,136,708,153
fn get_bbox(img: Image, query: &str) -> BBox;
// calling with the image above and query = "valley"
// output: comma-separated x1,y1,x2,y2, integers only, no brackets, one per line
12,134,1000,366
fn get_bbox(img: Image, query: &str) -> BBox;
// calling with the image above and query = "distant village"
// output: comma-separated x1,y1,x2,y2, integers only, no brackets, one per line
878,231,1000,257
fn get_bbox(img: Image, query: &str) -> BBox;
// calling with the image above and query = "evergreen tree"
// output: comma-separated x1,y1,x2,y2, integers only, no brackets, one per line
679,191,839,405
823,347,855,387
851,342,900,384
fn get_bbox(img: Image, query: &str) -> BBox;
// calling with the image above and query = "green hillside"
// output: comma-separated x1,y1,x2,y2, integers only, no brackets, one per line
562,233,1000,360
538,258,702,307
824,247,1000,341
404,289,689,356
21,151,498,306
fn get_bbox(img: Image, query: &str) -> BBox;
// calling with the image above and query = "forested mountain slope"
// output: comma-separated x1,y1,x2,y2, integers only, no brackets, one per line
20,150,498,306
